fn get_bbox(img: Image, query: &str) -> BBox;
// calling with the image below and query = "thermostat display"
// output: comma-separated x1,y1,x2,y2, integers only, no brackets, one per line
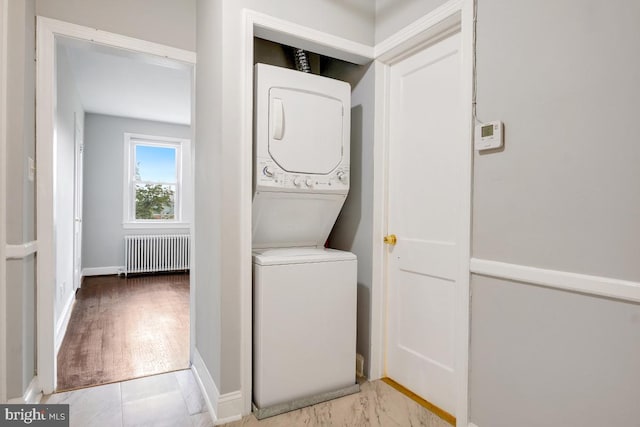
475,120,503,151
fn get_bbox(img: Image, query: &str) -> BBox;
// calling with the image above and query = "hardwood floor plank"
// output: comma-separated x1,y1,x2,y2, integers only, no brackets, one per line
57,273,190,391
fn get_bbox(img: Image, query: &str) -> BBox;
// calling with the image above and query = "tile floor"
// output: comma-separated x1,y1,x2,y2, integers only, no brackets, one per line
42,369,449,427
224,380,449,427
43,369,211,427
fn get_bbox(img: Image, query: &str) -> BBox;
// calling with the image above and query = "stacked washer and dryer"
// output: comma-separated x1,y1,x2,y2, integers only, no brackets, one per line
252,63,358,414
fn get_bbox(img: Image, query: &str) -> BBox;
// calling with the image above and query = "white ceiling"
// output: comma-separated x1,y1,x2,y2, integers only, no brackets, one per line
60,38,192,125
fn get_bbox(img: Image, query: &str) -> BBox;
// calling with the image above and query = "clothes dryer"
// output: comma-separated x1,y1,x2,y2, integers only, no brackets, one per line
252,63,351,249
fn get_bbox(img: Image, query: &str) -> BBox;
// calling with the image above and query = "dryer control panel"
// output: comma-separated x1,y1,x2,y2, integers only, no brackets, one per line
255,157,349,194
254,64,351,196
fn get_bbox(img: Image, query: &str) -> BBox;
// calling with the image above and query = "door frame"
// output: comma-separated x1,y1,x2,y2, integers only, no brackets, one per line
370,0,474,424
72,112,83,292
36,17,197,394
0,0,8,404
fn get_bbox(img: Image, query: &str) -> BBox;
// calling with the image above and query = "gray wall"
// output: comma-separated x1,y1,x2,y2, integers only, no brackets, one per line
325,63,376,378
55,44,83,325
470,276,640,427
194,0,223,391
473,0,640,280
469,1,640,426
4,0,36,400
35,0,196,51
375,0,448,43
82,114,192,269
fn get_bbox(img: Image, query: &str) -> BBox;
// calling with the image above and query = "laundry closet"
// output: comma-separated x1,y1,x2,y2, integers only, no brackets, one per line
251,38,374,417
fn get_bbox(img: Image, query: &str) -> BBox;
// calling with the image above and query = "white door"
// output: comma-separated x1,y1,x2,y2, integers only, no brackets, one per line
73,114,83,291
385,32,463,415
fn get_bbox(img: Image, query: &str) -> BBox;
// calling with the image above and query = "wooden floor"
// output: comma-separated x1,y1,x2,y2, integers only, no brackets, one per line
57,273,190,392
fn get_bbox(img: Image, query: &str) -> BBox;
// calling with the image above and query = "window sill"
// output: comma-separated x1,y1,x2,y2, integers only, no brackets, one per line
122,222,191,230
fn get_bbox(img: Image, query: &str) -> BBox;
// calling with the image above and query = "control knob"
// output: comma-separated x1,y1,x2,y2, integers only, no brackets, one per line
305,179,314,188
263,166,275,177
293,176,302,187
337,171,348,183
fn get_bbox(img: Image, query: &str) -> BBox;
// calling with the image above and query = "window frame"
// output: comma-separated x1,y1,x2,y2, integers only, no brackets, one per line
123,132,190,228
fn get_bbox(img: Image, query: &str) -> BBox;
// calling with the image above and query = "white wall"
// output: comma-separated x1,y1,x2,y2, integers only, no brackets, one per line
82,113,192,271
4,0,36,400
35,0,196,51
54,43,83,328
469,1,640,426
375,0,448,43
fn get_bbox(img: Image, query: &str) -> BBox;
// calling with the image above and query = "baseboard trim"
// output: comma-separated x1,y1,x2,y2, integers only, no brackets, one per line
470,258,640,303
55,293,75,354
191,350,244,425
191,349,220,421
381,377,455,426
218,391,243,423
7,376,42,404
81,266,122,277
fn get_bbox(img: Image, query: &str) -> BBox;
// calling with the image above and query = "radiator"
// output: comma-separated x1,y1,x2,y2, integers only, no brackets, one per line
124,234,190,275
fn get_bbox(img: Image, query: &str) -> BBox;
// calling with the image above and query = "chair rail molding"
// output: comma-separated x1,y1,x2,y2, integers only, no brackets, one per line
6,241,38,259
470,258,640,303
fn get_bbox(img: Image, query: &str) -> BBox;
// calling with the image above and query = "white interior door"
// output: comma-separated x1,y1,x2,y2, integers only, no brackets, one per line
73,113,83,291
385,31,463,415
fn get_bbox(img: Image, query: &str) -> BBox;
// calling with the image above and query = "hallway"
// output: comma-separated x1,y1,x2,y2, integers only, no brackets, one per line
57,274,190,391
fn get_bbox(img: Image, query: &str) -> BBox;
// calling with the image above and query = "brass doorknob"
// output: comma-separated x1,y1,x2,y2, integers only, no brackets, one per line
383,234,397,246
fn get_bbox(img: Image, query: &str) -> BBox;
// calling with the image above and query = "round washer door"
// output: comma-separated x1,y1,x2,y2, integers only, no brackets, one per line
268,87,344,174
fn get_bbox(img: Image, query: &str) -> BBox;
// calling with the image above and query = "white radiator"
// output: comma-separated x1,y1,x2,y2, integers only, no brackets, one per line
124,234,190,275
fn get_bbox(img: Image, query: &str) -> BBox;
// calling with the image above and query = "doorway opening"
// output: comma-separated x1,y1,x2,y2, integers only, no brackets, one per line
36,18,196,395
54,37,193,392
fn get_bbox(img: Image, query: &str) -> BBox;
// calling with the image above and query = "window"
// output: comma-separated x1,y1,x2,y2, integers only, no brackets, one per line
124,133,190,227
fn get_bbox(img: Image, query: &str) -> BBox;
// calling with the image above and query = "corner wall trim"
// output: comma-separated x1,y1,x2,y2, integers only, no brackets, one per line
7,376,42,404
191,349,220,422
217,391,243,424
470,258,640,303
191,349,244,424
81,266,122,277
5,241,38,259
374,0,463,60
55,293,75,354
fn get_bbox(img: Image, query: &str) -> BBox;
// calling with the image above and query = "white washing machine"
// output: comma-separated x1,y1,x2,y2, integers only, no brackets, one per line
253,248,357,409
252,64,357,412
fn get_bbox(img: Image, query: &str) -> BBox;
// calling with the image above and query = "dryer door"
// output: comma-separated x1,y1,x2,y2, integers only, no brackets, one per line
268,88,344,175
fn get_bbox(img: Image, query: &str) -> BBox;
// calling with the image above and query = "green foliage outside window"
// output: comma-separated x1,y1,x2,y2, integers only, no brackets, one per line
135,184,175,220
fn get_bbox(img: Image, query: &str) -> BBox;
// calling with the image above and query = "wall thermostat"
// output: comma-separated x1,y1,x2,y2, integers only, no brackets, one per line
474,121,503,151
